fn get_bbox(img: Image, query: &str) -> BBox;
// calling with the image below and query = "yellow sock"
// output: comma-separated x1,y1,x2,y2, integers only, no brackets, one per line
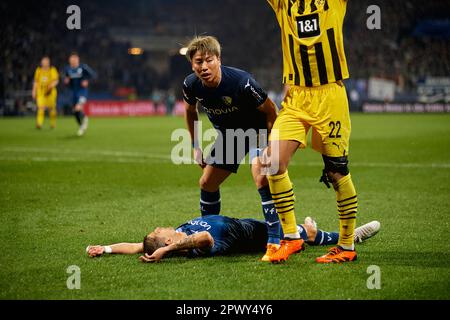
268,171,299,237
334,174,357,250
36,108,45,127
49,108,57,128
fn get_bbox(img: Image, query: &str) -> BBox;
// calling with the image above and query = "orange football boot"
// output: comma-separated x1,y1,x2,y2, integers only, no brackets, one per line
316,246,357,263
269,239,305,263
261,244,280,262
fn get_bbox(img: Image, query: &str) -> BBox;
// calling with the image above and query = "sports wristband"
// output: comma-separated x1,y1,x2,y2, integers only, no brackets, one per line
103,246,112,254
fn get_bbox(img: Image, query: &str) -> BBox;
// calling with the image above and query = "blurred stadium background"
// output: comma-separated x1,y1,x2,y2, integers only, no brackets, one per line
1,0,450,300
1,0,449,117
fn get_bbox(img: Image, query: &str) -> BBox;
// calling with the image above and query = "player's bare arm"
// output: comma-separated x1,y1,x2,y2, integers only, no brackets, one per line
32,81,37,100
87,242,143,257
63,76,70,86
184,102,205,168
257,97,278,133
81,79,89,88
46,79,59,96
140,231,214,263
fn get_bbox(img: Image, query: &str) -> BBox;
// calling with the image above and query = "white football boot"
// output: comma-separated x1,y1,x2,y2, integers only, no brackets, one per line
354,221,381,243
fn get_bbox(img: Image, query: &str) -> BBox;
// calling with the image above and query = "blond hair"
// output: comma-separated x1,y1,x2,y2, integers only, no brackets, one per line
185,36,221,62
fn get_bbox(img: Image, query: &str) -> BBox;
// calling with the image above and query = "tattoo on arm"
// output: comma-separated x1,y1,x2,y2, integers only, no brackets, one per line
173,235,197,250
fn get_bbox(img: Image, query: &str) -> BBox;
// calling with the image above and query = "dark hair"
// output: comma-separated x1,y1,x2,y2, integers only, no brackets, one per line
143,235,166,255
69,51,79,57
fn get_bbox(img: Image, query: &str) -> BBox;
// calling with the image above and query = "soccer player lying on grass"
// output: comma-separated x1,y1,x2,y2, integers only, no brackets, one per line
86,215,380,263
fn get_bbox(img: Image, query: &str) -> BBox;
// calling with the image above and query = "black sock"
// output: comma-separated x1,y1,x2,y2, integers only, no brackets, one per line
74,111,82,125
200,189,221,216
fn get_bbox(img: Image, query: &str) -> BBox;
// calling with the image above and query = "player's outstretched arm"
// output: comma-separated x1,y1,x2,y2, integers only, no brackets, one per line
140,231,214,263
86,242,143,257
83,64,97,80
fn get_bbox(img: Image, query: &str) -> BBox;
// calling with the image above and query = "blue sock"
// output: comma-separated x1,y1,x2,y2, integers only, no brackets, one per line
200,189,221,216
309,230,339,246
297,225,308,241
258,186,281,245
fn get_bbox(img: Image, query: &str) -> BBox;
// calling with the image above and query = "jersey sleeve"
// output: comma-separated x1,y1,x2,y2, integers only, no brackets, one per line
182,77,197,105
82,64,97,80
34,68,40,82
239,76,268,109
266,0,285,12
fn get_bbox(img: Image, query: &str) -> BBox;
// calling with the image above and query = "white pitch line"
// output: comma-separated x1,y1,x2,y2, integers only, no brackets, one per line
1,146,169,160
0,155,195,165
1,146,450,168
290,161,450,169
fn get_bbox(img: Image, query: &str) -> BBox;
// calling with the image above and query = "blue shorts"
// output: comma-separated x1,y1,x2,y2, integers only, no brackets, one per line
72,89,88,106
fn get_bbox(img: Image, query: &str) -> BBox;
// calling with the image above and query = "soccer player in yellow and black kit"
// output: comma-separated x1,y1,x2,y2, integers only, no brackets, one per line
32,56,59,129
264,0,359,263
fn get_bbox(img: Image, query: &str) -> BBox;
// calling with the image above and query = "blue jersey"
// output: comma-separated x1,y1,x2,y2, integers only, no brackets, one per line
64,63,96,93
175,215,268,257
182,66,268,131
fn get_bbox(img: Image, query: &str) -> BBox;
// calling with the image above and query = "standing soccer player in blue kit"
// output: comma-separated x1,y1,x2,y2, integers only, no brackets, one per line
182,36,282,261
63,52,96,136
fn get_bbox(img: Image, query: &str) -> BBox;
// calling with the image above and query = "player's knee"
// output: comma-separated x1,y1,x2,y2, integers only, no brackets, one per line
276,162,289,175
260,147,288,176
199,175,220,192
321,155,349,185
253,174,268,189
268,160,288,176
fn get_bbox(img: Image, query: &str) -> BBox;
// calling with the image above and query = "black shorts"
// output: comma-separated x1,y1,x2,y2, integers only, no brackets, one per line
204,129,264,173
231,218,268,253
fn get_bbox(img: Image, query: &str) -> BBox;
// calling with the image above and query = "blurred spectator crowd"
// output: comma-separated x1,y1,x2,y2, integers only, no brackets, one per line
1,0,449,114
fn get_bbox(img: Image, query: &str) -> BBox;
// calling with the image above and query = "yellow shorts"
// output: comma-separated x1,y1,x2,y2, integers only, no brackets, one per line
37,93,57,109
270,82,350,157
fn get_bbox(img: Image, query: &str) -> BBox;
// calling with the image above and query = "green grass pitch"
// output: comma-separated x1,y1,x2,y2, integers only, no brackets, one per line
0,114,449,299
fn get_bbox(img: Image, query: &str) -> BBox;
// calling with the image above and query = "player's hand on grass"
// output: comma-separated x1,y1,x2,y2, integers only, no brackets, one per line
86,245,105,257
139,247,168,263
193,147,206,169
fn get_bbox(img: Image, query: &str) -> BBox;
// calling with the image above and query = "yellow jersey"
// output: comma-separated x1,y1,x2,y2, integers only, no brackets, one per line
267,0,349,87
34,66,59,97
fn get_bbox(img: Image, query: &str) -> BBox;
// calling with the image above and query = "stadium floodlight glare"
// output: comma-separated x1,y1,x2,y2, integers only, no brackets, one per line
128,48,144,55
179,47,188,55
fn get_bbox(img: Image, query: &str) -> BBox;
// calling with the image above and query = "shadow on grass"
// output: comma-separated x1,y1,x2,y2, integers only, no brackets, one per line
59,135,82,140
